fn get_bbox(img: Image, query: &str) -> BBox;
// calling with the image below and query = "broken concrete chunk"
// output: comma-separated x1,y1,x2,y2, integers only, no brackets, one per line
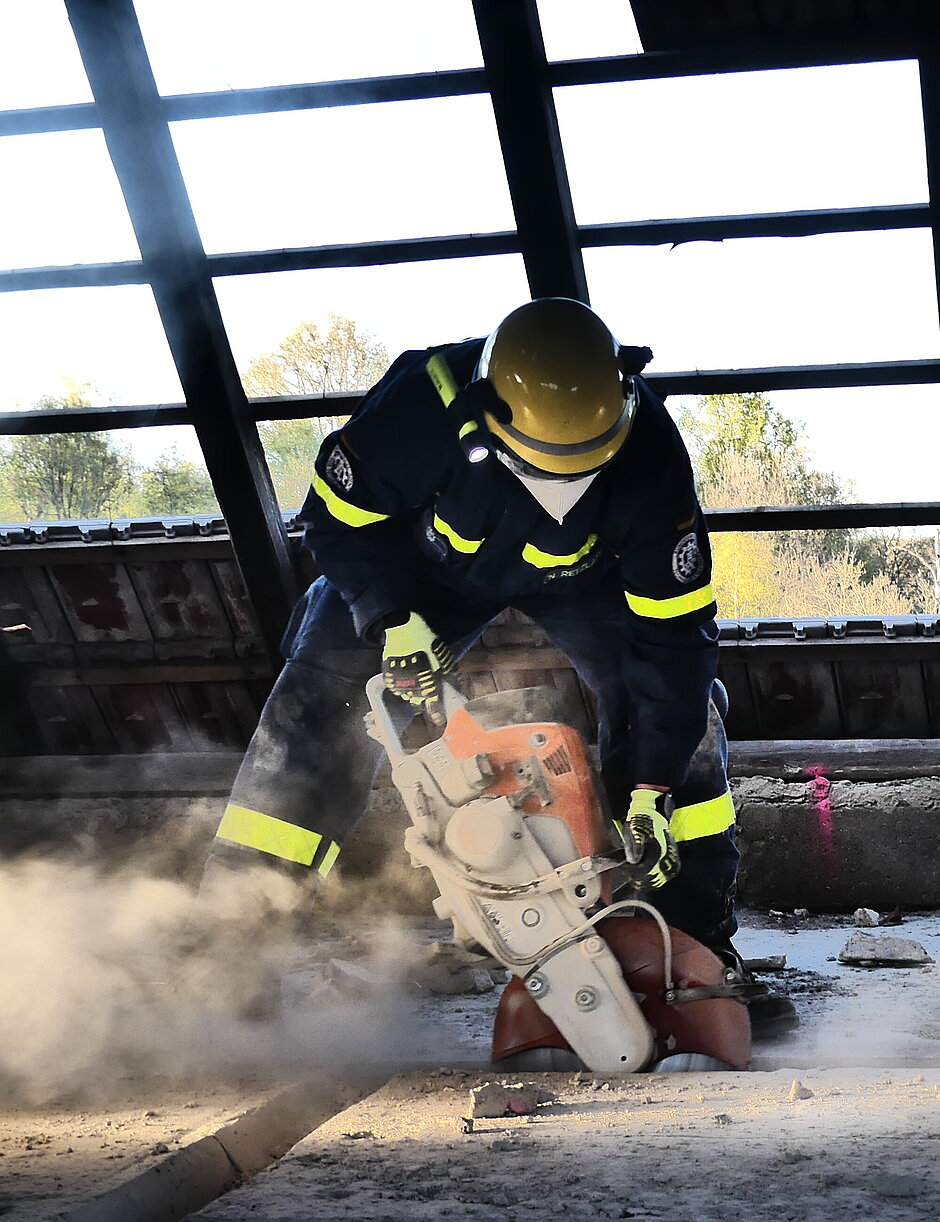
839,932,934,966
328,958,382,990
788,1080,813,1101
469,1081,556,1119
853,908,880,928
744,955,787,973
415,942,508,994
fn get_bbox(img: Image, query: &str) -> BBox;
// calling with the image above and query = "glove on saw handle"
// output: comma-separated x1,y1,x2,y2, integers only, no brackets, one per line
622,788,679,889
382,612,457,726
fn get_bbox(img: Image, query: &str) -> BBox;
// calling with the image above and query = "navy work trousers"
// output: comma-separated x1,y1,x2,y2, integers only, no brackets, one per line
212,576,739,948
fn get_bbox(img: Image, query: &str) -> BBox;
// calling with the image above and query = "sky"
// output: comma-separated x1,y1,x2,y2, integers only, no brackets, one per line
0,0,938,506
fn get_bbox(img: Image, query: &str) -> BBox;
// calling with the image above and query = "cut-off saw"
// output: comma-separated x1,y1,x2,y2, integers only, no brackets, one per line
364,677,753,1072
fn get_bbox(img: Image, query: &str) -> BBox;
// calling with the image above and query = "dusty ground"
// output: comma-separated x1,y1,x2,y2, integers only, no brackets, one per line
192,1067,940,1222
0,1080,280,1220
2,908,939,1221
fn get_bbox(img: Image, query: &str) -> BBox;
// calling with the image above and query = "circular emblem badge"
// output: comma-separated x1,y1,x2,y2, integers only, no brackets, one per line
672,531,704,584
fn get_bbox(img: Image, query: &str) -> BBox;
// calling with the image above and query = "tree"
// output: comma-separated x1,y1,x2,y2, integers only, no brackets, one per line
138,446,219,516
678,391,845,507
242,314,389,512
679,396,928,617
0,390,136,521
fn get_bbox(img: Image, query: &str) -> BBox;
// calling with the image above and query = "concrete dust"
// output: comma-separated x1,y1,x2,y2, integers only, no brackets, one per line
3,895,940,1220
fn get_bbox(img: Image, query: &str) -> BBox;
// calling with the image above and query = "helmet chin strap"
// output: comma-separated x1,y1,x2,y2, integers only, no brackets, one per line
496,451,599,523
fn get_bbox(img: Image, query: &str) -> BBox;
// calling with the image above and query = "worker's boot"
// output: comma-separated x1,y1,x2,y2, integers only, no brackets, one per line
712,944,799,1041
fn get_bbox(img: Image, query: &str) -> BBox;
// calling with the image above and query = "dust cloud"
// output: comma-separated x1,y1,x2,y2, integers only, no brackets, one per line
0,847,425,1108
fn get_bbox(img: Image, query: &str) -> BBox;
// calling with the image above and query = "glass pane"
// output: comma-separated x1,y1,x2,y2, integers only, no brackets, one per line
707,529,938,618
0,0,93,109
558,61,928,221
0,131,141,268
172,97,514,253
670,384,940,508
260,417,347,516
0,286,183,412
585,229,940,373
538,0,642,61
214,254,531,388
134,0,482,95
0,425,217,525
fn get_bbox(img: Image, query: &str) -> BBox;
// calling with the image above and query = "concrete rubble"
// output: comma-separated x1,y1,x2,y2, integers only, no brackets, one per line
468,1081,557,1118
838,931,935,966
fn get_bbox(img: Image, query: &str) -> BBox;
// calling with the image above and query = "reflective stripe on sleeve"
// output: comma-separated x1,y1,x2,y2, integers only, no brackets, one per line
669,790,736,843
427,354,458,407
433,512,483,554
522,534,598,569
311,471,390,528
217,804,323,866
624,582,715,620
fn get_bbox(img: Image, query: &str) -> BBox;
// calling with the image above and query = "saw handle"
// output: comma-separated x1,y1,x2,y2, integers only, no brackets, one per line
364,673,465,764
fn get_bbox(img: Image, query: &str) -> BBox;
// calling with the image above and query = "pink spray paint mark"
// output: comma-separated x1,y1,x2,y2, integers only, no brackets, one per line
805,764,834,868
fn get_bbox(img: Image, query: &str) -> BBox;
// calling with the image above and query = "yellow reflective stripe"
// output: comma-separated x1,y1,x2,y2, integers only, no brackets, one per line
670,790,736,843
217,804,323,866
434,512,483,554
318,841,341,877
624,582,715,620
427,354,458,407
458,419,478,440
311,471,390,528
522,534,598,569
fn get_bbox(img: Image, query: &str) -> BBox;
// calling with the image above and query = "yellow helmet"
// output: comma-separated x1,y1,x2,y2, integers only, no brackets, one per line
477,298,636,478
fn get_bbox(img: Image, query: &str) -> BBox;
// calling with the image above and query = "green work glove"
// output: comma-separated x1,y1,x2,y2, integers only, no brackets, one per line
382,612,457,726
623,788,679,889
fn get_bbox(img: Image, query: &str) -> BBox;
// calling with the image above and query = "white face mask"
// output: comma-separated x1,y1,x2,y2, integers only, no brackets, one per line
500,459,599,523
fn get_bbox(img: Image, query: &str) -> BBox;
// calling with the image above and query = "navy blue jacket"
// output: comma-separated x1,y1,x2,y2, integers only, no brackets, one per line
299,337,719,784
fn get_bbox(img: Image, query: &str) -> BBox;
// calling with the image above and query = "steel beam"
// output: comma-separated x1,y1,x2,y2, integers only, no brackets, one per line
918,25,940,342
706,503,940,532
1,203,927,296
471,0,588,302
5,355,940,436
549,39,921,88
0,33,922,142
63,0,297,663
580,203,929,247
651,358,940,394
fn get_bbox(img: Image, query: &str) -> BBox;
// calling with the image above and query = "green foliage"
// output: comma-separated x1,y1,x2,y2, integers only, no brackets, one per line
0,392,136,521
679,392,939,616
244,313,390,512
242,313,388,399
138,445,218,516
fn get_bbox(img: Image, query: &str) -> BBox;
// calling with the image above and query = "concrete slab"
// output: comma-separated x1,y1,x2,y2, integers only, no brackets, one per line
191,1067,940,1221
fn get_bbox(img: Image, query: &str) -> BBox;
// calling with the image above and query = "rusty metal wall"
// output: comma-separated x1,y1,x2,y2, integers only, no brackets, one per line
1,525,938,755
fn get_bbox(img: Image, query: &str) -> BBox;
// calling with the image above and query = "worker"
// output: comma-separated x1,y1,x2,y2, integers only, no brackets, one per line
202,297,797,1039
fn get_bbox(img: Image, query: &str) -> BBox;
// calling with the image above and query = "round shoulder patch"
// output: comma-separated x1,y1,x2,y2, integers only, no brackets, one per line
672,531,704,584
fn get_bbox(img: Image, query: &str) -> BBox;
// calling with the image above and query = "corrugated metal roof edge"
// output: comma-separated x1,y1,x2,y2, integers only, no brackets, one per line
0,511,303,546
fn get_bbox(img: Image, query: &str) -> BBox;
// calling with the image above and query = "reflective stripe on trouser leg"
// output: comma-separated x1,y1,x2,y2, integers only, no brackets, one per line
216,803,342,876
